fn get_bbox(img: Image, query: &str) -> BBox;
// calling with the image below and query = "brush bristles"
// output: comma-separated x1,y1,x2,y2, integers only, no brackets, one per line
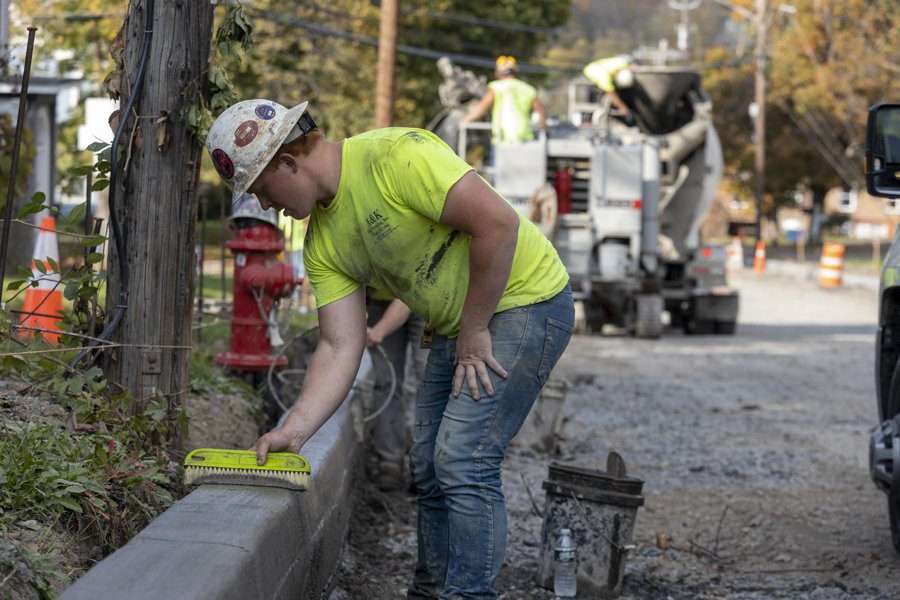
184,466,309,490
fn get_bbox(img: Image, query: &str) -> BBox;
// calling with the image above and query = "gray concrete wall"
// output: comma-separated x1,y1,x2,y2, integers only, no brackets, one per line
61,381,364,600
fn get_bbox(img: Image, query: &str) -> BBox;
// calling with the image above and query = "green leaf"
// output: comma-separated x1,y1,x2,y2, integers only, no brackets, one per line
77,285,97,300
64,203,86,227
63,281,78,301
86,252,104,264
6,279,25,291
68,165,94,177
17,199,44,219
86,142,108,152
34,261,47,275
54,496,82,513
96,160,111,174
91,179,109,191
80,235,107,248
47,256,59,272
1,355,27,371
31,191,46,203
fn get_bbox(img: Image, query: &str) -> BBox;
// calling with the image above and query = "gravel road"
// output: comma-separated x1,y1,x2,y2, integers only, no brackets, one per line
333,271,897,599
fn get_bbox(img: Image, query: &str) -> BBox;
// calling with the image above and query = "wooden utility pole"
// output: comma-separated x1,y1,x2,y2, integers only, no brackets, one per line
753,0,767,244
374,0,398,128
105,0,214,442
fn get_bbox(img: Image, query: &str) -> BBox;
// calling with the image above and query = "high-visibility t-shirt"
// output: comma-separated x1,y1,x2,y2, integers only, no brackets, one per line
303,127,569,337
487,78,537,143
583,55,631,93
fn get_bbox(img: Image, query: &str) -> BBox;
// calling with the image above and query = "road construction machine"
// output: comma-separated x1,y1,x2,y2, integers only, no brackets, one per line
429,57,739,337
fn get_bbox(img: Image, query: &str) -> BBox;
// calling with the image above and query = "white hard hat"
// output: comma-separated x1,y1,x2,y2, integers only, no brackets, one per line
206,99,310,204
614,67,634,89
230,192,279,227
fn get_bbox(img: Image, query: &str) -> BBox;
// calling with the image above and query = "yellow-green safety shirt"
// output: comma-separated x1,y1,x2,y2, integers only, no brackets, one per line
583,55,631,93
303,127,568,337
487,78,537,144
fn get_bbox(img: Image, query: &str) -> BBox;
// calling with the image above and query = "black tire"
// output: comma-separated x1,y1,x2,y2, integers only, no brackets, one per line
583,302,607,334
715,320,737,335
889,493,900,555
884,360,900,554
683,318,715,335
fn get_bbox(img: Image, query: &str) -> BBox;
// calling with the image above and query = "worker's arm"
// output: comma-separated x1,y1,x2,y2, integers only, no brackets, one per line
254,287,367,463
608,90,631,117
367,298,412,346
461,89,495,124
533,97,547,131
440,171,519,399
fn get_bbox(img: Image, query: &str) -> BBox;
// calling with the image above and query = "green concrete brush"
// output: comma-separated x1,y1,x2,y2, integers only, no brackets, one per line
183,448,311,491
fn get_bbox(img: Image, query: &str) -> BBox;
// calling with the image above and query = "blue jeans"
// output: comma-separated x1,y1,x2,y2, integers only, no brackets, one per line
407,285,574,600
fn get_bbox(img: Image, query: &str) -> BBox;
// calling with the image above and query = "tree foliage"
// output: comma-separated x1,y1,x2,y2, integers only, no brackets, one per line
705,0,900,208
229,0,570,138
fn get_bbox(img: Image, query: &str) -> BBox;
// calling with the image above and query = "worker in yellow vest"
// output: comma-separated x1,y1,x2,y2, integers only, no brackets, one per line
462,55,546,144
583,53,636,124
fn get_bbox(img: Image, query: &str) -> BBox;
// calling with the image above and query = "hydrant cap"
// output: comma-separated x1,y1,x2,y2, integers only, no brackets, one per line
231,192,279,227
206,99,310,205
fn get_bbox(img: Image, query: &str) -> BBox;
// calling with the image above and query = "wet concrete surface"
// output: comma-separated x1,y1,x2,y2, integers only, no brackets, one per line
333,271,897,599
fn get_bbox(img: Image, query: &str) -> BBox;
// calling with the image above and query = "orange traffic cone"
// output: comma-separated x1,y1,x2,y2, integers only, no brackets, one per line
753,240,766,274
20,214,63,343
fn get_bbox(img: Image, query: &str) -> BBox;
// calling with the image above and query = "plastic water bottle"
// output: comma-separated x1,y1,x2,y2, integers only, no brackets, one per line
553,527,577,598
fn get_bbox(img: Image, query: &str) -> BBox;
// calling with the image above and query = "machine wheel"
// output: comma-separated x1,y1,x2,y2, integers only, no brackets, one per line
714,320,737,335
583,302,607,334
683,317,715,335
634,294,663,339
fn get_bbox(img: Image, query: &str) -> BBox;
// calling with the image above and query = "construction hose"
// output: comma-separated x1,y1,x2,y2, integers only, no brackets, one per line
265,330,396,423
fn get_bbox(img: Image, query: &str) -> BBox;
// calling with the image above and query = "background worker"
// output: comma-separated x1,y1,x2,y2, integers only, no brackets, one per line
462,55,546,143
278,211,312,313
364,294,414,491
583,53,637,124
206,98,573,599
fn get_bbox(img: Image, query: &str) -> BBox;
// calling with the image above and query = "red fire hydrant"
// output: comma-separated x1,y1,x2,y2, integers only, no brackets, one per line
216,198,299,372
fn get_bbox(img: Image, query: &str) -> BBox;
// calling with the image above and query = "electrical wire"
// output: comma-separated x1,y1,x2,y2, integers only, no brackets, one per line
253,9,582,75
70,0,155,370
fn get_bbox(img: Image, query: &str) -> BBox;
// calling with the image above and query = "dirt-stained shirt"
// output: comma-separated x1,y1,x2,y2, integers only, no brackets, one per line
303,127,569,337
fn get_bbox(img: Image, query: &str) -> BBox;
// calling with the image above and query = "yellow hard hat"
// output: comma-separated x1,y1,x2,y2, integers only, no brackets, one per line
495,55,518,73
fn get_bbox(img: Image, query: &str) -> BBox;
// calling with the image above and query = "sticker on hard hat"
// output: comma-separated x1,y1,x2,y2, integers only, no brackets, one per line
234,120,259,147
212,149,235,180
255,105,276,120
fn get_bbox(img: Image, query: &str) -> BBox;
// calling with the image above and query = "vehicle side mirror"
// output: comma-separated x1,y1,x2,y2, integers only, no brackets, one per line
866,103,900,199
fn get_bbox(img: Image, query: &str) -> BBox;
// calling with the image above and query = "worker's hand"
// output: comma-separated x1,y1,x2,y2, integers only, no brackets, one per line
453,326,508,400
253,425,306,465
366,326,384,347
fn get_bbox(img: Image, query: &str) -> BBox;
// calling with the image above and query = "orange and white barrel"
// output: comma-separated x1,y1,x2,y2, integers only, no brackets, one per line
818,242,845,288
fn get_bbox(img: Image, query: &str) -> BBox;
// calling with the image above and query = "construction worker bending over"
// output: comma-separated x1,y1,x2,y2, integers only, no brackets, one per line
583,53,636,124
462,55,546,144
206,99,573,599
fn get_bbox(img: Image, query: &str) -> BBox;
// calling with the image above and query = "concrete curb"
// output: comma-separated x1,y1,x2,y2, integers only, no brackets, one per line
754,259,880,292
61,355,371,600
